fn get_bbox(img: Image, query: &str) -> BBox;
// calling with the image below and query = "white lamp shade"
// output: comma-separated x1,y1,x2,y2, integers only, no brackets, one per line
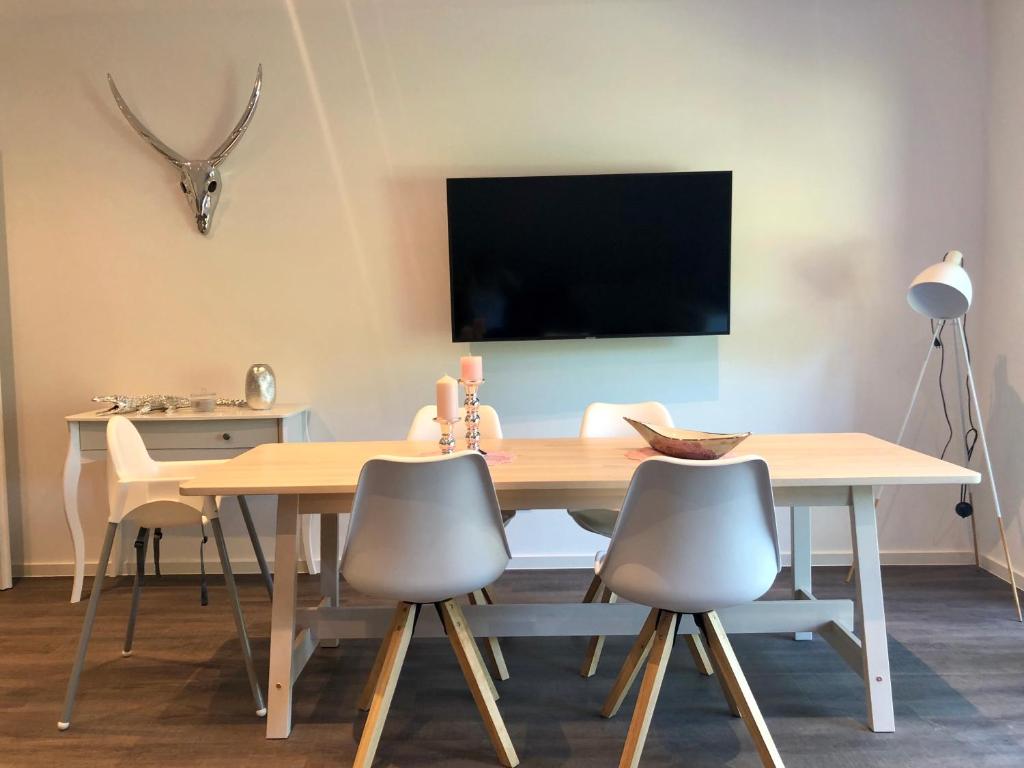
907,258,972,319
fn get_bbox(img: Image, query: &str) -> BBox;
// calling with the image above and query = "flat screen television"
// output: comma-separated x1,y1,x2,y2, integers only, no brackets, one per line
447,171,731,342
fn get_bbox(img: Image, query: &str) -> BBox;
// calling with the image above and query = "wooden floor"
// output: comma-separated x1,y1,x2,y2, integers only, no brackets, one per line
1,566,1023,767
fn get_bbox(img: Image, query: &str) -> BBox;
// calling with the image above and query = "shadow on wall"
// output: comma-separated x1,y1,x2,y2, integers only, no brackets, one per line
989,356,1024,532
0,153,23,569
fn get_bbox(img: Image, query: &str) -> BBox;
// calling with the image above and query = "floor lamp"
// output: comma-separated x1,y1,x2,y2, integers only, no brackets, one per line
848,251,1020,621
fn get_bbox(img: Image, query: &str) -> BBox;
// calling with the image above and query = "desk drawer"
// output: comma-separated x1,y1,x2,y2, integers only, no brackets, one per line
79,419,279,451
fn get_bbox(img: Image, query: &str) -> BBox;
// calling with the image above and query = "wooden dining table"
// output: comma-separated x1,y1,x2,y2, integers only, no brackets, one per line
180,433,980,740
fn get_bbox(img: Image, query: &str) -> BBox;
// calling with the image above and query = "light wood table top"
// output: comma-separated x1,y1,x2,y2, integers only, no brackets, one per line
180,432,980,497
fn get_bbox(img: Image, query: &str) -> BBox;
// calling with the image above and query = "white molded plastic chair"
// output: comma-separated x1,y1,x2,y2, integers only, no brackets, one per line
406,403,504,442
569,401,715,679
569,401,673,538
598,455,784,768
342,452,518,768
407,404,513,681
58,416,267,730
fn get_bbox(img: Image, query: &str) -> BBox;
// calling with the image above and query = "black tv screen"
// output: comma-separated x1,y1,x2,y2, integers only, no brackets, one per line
447,171,732,342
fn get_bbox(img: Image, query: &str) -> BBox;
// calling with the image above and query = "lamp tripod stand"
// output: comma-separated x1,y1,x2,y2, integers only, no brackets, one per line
845,318,1021,622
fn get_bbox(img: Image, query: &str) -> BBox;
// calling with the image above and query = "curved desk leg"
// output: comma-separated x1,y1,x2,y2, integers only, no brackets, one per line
850,484,895,733
63,423,85,604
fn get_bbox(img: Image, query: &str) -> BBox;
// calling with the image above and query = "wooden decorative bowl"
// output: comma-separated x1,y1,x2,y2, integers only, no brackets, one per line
623,417,750,460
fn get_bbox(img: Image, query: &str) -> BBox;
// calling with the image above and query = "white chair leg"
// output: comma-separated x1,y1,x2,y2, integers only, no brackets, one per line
58,522,118,731
209,516,267,717
122,527,150,656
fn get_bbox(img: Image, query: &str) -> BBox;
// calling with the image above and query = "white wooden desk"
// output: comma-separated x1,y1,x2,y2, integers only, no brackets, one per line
181,433,980,740
63,404,313,603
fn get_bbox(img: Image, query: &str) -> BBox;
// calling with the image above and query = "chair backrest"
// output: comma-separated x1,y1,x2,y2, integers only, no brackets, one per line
341,452,511,603
406,404,504,441
599,455,781,614
105,415,204,526
579,401,673,438
106,416,158,481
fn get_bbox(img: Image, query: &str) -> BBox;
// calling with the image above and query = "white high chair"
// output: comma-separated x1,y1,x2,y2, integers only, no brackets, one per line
570,401,712,679
58,416,266,730
342,452,519,767
598,455,784,768
407,404,513,681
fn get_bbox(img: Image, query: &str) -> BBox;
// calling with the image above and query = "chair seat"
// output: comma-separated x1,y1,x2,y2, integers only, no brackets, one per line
567,508,618,538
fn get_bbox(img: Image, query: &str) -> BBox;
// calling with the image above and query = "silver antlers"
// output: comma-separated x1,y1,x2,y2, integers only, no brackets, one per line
106,65,263,235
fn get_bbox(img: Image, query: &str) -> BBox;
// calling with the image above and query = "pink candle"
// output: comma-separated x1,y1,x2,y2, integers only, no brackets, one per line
436,375,459,422
460,355,483,382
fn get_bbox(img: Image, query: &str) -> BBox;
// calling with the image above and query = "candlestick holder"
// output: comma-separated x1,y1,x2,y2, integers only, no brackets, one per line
459,378,484,452
434,417,459,454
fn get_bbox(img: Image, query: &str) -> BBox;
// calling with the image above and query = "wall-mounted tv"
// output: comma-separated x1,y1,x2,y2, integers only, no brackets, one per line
447,171,731,342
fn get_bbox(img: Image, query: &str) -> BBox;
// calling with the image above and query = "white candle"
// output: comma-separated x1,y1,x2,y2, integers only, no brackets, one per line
460,355,483,382
436,375,459,422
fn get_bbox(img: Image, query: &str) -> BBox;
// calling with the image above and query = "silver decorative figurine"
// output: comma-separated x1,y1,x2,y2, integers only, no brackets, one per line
460,379,484,452
245,364,277,410
106,65,263,235
435,418,458,454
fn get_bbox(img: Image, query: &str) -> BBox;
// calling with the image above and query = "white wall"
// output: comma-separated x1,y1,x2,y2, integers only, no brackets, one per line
975,0,1024,586
0,0,991,575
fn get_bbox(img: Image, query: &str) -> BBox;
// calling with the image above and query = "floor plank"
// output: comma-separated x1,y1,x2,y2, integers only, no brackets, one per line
1,566,1023,766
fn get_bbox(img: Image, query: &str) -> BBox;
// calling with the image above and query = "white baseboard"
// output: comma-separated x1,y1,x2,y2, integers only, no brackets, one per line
507,550,978,570
980,553,1024,590
13,559,317,578
507,554,596,570
12,549,980,578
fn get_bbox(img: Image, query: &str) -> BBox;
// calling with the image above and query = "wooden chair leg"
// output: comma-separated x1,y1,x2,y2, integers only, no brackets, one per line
439,599,519,767
601,608,659,717
619,611,677,768
357,607,404,712
581,573,603,603
702,630,741,718
353,602,416,768
684,633,715,676
468,589,510,681
580,586,618,678
698,611,784,768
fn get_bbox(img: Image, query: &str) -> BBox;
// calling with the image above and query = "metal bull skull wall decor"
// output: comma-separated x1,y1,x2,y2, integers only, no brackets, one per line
106,65,263,235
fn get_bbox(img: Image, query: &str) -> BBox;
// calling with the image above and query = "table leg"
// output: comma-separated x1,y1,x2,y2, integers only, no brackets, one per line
267,494,300,739
63,423,86,603
319,514,340,648
791,506,812,640
850,485,895,733
281,414,319,576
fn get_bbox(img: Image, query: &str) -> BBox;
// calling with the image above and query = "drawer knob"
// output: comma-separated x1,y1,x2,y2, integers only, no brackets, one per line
221,433,232,441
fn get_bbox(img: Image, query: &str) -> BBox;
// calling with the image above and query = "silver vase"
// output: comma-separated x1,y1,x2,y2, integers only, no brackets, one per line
245,363,277,410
